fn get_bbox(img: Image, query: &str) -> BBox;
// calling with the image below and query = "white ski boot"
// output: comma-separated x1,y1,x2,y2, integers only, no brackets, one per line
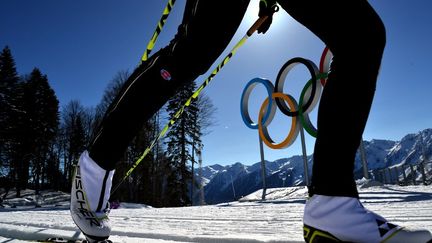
70,151,115,242
303,194,432,242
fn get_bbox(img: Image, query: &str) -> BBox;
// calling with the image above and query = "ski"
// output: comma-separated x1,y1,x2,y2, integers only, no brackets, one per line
37,238,112,243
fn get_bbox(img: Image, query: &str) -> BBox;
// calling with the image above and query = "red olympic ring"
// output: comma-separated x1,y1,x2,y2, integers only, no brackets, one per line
319,46,333,86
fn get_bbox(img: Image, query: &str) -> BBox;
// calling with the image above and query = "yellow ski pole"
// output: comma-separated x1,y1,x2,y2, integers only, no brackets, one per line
140,0,176,63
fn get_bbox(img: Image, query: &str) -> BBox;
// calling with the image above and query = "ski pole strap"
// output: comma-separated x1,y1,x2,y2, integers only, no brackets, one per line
141,0,176,63
111,16,270,195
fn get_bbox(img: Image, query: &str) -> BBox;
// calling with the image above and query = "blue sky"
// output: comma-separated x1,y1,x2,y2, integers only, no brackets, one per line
1,0,432,166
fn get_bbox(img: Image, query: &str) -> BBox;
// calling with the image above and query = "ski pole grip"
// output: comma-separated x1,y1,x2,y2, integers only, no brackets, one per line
247,16,269,36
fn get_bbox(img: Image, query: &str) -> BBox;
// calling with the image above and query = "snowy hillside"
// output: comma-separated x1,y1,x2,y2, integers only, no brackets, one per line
199,128,432,204
1,182,432,242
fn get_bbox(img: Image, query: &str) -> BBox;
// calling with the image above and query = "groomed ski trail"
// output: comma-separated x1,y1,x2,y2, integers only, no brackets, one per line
1,185,431,242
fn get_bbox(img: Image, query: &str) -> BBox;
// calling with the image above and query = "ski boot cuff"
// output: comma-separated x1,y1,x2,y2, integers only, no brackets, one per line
79,151,115,212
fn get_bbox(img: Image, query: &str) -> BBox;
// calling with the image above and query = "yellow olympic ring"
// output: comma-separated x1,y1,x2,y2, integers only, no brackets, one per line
258,93,300,149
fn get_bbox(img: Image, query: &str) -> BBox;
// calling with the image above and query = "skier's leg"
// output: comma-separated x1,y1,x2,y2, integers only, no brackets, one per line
278,0,431,242
89,0,250,170
278,0,385,198
71,0,250,241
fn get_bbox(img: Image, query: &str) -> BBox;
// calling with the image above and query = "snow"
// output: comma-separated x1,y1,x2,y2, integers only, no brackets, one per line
1,183,432,242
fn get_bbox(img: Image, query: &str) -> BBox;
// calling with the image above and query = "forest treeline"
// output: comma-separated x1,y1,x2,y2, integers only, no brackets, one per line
0,46,216,207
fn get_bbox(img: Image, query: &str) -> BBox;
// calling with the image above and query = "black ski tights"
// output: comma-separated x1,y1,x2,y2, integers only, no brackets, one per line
277,0,386,197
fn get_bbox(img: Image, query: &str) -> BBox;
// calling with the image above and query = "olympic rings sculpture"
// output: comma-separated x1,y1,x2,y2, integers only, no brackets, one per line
240,47,333,150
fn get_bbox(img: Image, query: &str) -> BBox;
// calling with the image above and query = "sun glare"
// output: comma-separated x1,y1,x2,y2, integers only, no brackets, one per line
244,1,288,34
244,1,260,26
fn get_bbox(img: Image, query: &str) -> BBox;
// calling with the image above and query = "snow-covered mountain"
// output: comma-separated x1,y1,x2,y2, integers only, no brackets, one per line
385,128,432,167
198,128,432,204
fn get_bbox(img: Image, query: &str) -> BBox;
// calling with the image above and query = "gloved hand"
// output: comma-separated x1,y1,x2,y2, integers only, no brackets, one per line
258,0,279,34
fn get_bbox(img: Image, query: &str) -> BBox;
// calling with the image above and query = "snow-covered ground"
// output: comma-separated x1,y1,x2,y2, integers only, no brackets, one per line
1,182,432,242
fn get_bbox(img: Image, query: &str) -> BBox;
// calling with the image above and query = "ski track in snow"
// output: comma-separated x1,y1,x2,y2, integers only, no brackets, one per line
0,185,431,242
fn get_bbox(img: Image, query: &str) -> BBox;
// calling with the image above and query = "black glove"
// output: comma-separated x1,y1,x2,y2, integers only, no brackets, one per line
257,0,279,34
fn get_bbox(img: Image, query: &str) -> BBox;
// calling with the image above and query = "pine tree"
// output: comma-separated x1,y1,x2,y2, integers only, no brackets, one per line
0,46,25,196
1,47,61,194
149,111,169,207
188,95,202,205
22,68,60,192
165,81,200,207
